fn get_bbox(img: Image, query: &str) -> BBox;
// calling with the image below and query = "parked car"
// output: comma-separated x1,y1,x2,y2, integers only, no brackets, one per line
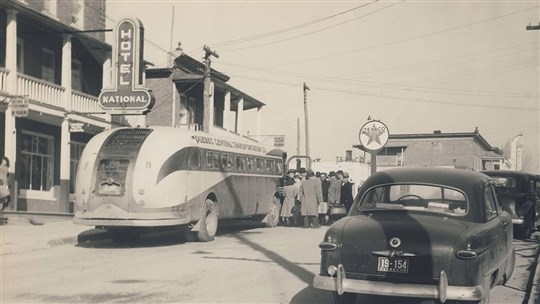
313,167,515,304
482,170,538,239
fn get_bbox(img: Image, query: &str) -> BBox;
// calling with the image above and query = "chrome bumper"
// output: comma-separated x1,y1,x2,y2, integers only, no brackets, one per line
312,265,484,303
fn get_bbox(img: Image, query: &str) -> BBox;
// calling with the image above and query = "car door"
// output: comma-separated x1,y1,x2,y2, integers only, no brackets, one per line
486,182,511,264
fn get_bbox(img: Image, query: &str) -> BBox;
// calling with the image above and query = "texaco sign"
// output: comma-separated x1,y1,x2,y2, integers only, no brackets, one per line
98,18,154,114
359,120,389,152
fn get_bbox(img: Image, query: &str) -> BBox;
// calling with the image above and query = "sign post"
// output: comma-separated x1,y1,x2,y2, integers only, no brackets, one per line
98,18,154,114
358,120,389,174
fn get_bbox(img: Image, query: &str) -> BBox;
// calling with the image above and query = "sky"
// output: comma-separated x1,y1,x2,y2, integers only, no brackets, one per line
106,0,540,172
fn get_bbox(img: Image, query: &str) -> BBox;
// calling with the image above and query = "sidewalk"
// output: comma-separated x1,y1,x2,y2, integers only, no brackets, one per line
1,215,107,255
528,233,540,304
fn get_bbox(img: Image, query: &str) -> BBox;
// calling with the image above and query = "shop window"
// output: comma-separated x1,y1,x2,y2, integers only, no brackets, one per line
70,142,86,194
20,132,54,191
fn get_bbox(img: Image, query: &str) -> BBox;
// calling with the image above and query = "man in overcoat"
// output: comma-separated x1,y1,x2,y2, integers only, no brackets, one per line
299,170,323,228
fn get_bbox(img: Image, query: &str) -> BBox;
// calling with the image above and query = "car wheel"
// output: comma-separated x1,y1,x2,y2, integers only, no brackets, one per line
264,196,281,228
196,199,218,242
333,292,357,304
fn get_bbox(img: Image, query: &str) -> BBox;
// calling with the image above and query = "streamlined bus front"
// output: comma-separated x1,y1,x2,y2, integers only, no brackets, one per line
74,128,193,227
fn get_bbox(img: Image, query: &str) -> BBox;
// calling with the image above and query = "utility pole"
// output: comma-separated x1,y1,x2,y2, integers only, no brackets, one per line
168,6,175,66
297,118,301,155
303,82,310,157
203,45,218,133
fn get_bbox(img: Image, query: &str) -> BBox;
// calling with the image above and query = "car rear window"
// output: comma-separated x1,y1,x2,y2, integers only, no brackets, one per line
491,177,517,189
358,184,468,216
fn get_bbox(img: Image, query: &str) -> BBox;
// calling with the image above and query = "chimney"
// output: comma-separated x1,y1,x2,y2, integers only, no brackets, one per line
345,150,353,162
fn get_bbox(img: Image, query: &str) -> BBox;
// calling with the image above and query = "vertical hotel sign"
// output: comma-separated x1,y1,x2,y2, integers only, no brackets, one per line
98,18,154,114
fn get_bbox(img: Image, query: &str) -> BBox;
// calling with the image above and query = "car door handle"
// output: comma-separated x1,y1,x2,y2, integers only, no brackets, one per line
502,221,509,226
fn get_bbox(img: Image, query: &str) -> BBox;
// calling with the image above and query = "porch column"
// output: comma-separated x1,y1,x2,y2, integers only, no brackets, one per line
5,9,18,188
235,97,244,135
59,34,72,212
203,80,215,133
223,90,231,131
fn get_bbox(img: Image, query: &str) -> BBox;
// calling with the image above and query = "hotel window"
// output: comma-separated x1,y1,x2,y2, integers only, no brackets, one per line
72,59,83,92
17,38,24,72
42,48,55,83
70,142,86,193
20,132,55,191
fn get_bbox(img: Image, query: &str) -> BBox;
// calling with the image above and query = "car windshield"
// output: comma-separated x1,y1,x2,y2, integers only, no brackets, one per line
357,184,468,216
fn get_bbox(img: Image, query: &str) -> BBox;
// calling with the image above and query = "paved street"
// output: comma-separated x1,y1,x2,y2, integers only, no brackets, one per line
1,216,540,304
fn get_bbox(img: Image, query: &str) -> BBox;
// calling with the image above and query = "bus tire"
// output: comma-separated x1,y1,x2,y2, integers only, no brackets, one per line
196,199,218,242
265,196,281,228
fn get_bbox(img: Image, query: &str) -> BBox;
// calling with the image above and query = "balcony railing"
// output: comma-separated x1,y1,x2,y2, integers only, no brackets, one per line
18,73,64,108
71,90,108,120
4,72,110,122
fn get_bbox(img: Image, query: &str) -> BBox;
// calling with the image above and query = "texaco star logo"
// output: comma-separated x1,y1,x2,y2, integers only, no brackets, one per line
359,120,389,152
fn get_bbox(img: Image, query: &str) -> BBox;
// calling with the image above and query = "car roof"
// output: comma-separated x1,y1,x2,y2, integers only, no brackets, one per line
365,167,490,190
481,170,536,179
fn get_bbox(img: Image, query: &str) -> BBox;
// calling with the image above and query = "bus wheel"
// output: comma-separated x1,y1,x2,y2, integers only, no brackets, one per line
265,196,281,228
106,227,141,243
196,199,218,242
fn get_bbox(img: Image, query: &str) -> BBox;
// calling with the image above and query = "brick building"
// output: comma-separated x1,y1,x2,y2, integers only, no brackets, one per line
355,129,510,171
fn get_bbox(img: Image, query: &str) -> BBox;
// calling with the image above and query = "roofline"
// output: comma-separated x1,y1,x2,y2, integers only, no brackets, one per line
353,130,503,155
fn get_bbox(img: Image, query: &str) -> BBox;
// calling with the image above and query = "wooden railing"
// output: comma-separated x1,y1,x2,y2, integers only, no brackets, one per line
17,73,64,107
71,90,108,120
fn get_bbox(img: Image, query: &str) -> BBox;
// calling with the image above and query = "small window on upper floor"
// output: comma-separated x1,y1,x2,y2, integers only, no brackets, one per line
42,48,55,83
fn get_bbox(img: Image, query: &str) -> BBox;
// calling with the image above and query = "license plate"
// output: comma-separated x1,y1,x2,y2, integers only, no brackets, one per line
377,257,409,273
99,183,121,195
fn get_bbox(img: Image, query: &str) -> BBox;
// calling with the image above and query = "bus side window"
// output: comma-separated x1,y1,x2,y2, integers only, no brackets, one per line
256,158,263,172
276,160,283,175
221,153,228,170
213,153,220,169
190,149,201,168
206,152,213,169
227,155,234,170
235,155,244,171
247,157,253,172
265,159,273,174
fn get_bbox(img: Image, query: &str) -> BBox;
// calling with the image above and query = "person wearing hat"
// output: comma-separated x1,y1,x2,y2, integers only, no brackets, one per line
328,170,341,206
340,171,355,213
280,176,298,226
298,170,323,228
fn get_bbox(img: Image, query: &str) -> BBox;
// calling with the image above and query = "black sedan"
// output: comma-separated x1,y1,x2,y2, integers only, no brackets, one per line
482,170,538,239
313,167,515,304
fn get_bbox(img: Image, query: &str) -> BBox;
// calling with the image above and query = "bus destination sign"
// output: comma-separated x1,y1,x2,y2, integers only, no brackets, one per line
98,18,154,114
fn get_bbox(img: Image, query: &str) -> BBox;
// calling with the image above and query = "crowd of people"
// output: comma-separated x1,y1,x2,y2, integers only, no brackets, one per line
279,168,357,228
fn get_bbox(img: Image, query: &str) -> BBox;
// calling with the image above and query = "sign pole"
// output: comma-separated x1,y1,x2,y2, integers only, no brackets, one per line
371,152,377,174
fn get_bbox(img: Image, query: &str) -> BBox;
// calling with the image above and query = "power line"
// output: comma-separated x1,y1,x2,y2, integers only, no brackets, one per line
266,5,540,68
209,1,378,48
227,74,539,112
219,1,404,52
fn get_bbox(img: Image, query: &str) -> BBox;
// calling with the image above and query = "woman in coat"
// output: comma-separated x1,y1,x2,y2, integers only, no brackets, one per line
280,177,298,226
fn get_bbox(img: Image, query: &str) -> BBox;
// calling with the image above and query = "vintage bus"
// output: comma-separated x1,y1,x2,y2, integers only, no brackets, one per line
73,127,287,242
